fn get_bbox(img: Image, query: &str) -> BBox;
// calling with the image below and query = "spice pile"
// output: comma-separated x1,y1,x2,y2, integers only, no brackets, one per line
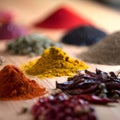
56,69,120,103
80,32,120,65
34,6,92,29
6,34,62,56
61,25,106,46
0,11,27,40
22,47,88,78
32,93,96,120
0,23,27,40
0,65,46,100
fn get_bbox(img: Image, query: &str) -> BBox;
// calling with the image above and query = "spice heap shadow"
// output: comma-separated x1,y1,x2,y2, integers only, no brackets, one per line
79,32,120,65
61,25,107,46
21,47,88,78
7,33,62,56
0,65,46,100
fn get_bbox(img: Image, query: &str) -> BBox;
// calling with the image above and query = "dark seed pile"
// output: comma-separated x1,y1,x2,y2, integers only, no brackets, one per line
61,25,106,46
32,93,96,120
56,69,120,100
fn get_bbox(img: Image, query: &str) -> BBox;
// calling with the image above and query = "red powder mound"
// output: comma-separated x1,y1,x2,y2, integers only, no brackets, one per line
34,6,93,30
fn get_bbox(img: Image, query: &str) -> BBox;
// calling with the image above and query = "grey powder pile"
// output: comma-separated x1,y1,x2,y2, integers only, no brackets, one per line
80,32,120,65
6,33,62,56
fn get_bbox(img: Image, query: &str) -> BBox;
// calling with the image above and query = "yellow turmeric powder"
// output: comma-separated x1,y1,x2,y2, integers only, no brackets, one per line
21,47,88,78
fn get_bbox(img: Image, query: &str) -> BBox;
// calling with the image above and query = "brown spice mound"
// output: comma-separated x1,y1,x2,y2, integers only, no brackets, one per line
80,32,120,65
0,65,46,100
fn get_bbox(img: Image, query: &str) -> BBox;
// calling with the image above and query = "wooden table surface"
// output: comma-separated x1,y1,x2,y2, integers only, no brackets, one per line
0,0,120,120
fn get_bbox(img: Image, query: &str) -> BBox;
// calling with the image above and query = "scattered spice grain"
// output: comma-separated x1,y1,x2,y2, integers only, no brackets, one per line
18,107,28,115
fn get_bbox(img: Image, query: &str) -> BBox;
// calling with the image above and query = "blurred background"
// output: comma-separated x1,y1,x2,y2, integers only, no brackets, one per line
0,0,120,40
94,0,120,9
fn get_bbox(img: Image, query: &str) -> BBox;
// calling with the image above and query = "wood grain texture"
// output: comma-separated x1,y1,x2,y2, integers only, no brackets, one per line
0,0,120,120
0,41,120,120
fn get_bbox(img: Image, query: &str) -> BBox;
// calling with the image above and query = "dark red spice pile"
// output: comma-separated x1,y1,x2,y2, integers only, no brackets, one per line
0,23,27,40
0,65,46,100
34,6,92,30
56,69,120,104
32,93,96,120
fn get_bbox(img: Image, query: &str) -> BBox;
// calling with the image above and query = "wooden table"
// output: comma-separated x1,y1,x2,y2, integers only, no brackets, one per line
0,0,120,120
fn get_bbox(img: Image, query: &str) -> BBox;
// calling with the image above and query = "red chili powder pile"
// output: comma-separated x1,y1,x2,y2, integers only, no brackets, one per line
0,65,47,100
34,6,92,30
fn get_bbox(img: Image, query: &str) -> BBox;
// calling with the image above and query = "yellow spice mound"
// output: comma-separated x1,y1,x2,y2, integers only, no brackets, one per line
22,47,88,78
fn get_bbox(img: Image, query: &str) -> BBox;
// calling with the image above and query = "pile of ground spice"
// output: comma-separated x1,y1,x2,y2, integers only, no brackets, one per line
0,11,27,40
6,33,62,56
0,65,46,100
80,32,120,65
22,47,88,78
34,6,92,30
61,25,107,46
0,56,5,66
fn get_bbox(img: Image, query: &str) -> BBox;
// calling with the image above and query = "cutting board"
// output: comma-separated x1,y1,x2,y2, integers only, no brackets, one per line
0,41,120,120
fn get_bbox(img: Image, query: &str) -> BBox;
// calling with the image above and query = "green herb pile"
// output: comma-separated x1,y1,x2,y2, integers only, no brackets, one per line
6,34,62,56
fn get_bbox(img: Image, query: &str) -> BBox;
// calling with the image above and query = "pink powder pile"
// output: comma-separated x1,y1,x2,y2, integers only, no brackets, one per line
0,23,27,40
0,11,27,40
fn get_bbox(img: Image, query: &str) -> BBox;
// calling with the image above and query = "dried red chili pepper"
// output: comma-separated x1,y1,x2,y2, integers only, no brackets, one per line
77,94,118,104
56,69,120,103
